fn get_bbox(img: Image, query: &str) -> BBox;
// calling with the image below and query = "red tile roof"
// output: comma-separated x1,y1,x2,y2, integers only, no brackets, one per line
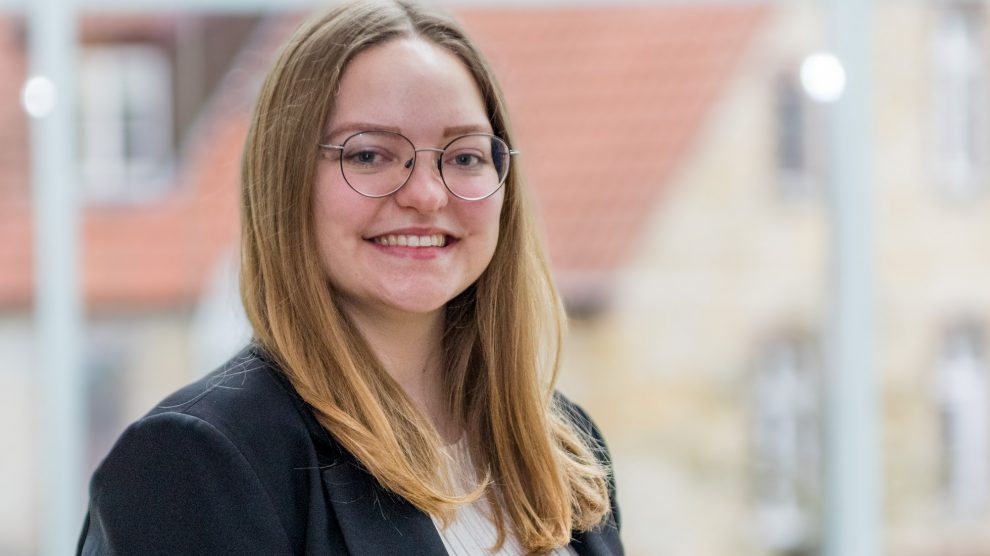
458,5,767,294
0,6,767,309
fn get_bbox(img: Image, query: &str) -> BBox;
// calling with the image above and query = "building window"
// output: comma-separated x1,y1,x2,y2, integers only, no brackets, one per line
80,44,174,203
935,321,989,515
931,2,987,196
750,333,821,553
774,72,824,198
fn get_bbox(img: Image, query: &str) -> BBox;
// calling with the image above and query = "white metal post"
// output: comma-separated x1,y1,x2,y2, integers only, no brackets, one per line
823,0,880,555
26,0,85,554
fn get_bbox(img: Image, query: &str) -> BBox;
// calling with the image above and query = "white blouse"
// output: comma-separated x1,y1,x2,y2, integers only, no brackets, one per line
431,437,579,556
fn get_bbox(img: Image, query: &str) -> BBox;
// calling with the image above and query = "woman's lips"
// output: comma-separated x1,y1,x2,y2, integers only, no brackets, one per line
371,233,448,247
364,234,458,259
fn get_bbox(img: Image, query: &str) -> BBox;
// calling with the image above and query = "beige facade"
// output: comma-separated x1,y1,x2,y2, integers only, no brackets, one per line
558,3,990,556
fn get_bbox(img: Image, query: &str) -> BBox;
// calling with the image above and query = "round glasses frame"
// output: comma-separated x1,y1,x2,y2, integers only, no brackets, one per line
318,130,520,201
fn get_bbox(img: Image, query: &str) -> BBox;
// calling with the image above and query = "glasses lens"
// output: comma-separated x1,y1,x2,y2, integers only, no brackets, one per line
340,131,414,197
441,135,510,200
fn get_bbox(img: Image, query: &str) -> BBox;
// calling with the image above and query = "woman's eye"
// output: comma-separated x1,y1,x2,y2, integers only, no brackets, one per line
344,149,392,167
352,151,378,164
449,152,484,167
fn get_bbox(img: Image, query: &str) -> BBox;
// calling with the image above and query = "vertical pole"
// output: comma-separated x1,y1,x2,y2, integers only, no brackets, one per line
823,0,880,555
26,0,85,554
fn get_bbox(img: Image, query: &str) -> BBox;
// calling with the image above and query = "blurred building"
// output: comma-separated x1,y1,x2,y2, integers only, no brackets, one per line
0,13,269,553
2,3,990,556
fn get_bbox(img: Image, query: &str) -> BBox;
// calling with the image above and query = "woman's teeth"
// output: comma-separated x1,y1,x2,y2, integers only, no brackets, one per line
373,234,447,247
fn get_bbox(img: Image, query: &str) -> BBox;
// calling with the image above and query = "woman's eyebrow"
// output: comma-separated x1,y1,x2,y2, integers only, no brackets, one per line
442,124,492,137
326,122,402,139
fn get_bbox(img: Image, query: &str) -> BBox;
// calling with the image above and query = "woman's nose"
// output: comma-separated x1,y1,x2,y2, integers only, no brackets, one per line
394,152,448,213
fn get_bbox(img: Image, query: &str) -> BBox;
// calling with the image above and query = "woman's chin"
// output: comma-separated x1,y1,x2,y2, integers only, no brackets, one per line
381,296,450,318
337,290,452,322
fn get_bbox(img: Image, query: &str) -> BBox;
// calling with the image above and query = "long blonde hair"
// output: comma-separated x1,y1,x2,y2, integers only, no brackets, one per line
239,1,610,551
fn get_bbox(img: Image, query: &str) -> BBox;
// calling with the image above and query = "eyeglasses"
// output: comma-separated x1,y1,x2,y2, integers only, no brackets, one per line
318,130,519,201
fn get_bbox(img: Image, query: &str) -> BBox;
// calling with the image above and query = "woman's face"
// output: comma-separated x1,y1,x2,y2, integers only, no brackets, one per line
313,38,504,321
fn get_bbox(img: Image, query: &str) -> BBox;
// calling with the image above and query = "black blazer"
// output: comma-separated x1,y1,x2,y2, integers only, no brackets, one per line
77,345,623,555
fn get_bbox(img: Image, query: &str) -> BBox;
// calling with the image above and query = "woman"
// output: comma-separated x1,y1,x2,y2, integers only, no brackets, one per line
77,1,622,554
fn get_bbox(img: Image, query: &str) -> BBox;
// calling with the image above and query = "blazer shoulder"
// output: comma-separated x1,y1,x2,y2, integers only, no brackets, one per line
80,345,342,555
82,404,295,555
148,345,293,422
554,391,624,552
553,391,603,440
143,345,336,459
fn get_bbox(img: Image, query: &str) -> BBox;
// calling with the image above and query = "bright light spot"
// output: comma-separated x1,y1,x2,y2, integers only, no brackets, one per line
800,52,846,103
21,76,57,118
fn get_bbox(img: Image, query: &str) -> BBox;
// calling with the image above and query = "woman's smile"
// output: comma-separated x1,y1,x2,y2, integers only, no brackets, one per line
366,229,459,260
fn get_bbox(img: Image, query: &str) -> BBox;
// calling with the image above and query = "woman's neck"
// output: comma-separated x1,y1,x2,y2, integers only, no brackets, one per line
341,302,457,442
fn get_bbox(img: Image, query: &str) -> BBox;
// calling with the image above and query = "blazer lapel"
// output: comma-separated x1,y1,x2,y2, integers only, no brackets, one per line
321,457,624,556
276,362,446,555
321,459,448,556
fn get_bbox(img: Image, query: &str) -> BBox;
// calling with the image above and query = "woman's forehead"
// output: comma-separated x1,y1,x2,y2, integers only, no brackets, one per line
326,37,489,140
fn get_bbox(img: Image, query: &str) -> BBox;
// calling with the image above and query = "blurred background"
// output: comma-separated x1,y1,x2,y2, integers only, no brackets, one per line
2,0,989,554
